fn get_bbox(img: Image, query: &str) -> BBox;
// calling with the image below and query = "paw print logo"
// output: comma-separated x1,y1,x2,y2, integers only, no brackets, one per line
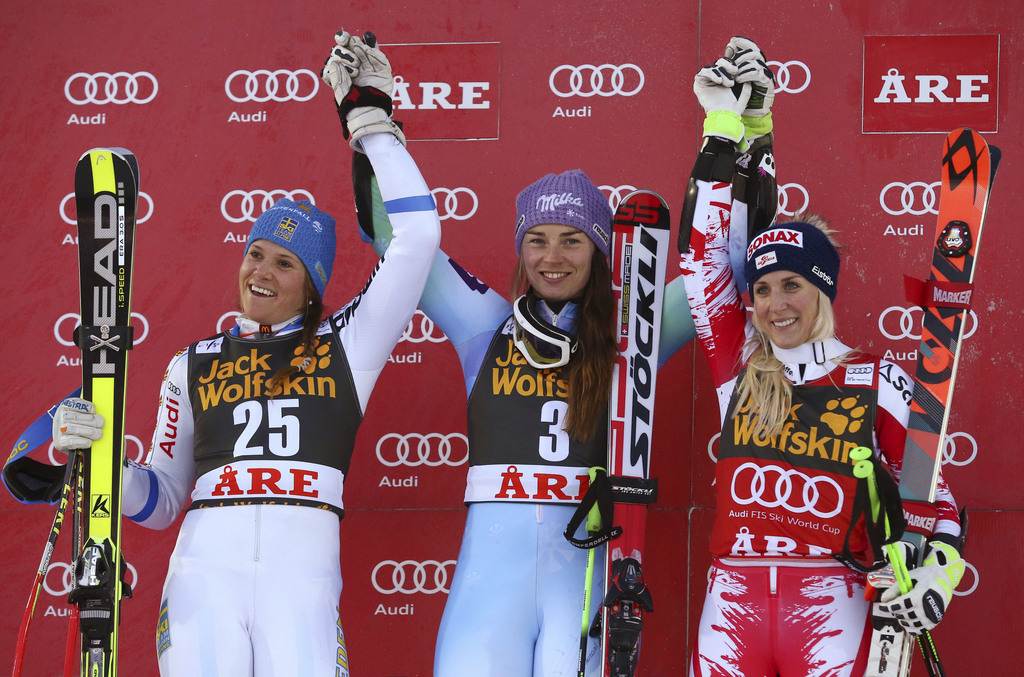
290,339,331,374
820,396,867,436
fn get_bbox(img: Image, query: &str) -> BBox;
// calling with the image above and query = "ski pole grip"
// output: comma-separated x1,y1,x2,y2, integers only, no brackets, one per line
851,446,881,523
585,467,603,534
564,468,622,549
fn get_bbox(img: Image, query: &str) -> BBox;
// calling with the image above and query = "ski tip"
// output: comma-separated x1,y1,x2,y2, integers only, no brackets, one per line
988,144,1002,177
615,189,667,206
107,147,136,159
80,147,135,158
77,148,140,186
612,189,671,230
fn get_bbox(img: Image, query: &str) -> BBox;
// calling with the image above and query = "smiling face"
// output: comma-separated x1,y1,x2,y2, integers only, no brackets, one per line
238,239,310,326
519,224,596,302
751,270,821,349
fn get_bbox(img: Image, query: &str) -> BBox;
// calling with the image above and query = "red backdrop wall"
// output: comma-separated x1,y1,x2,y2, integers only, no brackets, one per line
2,1,1020,675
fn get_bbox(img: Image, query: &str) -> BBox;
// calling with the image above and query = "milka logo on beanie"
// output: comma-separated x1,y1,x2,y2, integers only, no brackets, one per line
747,228,803,260
536,191,585,212
273,216,299,242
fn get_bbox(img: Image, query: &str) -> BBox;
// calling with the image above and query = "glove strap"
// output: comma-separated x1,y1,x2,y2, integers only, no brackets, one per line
337,85,394,140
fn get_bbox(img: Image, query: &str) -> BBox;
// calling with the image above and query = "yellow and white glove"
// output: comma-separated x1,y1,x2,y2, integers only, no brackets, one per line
876,541,966,635
724,35,775,145
694,57,750,145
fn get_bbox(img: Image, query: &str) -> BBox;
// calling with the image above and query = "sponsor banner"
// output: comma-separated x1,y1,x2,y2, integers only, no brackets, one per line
863,34,999,133
386,42,500,140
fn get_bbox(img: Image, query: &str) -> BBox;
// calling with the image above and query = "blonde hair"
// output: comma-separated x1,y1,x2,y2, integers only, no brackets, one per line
735,213,848,437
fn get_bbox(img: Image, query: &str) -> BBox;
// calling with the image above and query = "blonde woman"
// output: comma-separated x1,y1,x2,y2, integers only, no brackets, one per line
682,36,966,677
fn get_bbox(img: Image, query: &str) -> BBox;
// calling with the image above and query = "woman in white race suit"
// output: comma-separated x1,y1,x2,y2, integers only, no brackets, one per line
50,31,440,677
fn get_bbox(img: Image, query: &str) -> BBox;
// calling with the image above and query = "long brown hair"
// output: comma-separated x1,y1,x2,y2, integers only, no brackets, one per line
512,248,617,442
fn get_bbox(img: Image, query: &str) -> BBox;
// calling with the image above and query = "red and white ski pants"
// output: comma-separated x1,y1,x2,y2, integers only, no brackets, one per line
689,558,871,677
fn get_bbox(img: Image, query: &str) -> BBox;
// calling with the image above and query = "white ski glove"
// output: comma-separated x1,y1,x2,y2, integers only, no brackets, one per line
725,36,775,144
348,33,395,95
694,57,750,145
322,30,359,105
321,30,405,152
52,397,105,452
875,541,966,635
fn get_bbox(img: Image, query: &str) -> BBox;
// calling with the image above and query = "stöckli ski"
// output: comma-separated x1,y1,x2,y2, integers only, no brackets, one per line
599,190,671,677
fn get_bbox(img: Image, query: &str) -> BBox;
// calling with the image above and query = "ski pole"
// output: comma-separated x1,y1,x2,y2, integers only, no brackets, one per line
11,452,81,677
851,447,944,677
576,467,604,677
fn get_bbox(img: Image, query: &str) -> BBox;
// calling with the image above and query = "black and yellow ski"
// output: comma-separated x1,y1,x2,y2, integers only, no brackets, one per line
70,148,138,676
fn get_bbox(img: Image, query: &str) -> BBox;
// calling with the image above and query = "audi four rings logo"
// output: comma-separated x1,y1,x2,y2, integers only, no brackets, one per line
221,189,316,223
878,306,978,341
399,310,448,344
942,431,978,467
708,432,721,464
44,560,139,597
372,559,457,594
376,432,469,468
225,69,320,103
767,60,811,94
731,462,843,519
600,185,639,211
777,183,810,216
431,187,478,221
880,181,941,216
549,64,645,98
65,72,159,105
55,313,150,347
61,192,154,225
956,562,979,597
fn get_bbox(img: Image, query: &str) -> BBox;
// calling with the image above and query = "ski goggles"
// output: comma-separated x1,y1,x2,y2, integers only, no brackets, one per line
512,293,577,369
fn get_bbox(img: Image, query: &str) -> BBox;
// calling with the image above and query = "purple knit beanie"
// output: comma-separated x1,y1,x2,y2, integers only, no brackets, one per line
514,169,611,257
